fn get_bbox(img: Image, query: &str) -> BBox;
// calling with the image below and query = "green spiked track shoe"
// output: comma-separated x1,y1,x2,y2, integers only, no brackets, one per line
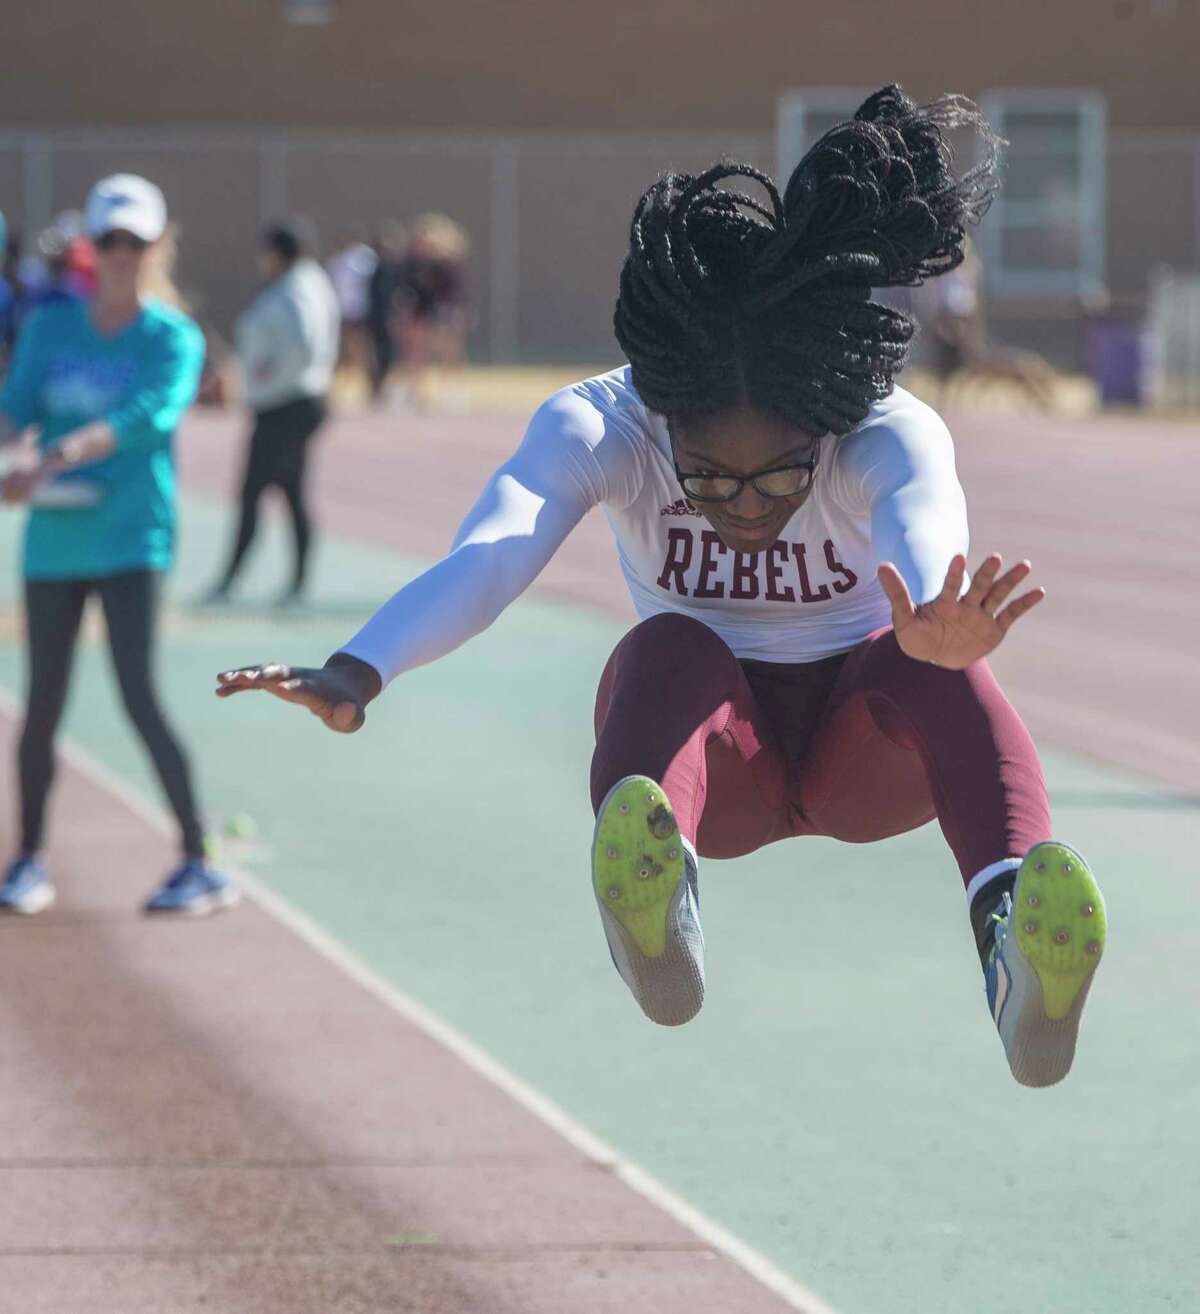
592,775,704,1026
985,841,1107,1087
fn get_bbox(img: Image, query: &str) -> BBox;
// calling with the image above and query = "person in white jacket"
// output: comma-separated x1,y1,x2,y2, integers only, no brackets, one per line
208,219,339,604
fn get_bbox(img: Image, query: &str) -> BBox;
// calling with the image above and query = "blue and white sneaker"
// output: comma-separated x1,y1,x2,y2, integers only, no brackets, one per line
0,856,55,915
984,841,1106,1087
592,775,705,1026
143,859,239,916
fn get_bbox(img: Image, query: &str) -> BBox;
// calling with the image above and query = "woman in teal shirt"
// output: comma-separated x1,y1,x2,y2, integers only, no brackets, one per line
0,174,233,916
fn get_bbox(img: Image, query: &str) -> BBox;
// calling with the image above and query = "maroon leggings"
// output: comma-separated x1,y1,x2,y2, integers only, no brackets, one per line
590,614,1051,885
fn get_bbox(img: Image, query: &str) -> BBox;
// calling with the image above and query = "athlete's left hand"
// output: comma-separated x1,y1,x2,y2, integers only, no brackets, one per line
877,553,1046,669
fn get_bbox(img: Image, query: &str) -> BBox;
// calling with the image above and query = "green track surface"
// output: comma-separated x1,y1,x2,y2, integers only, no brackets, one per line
0,496,1195,1314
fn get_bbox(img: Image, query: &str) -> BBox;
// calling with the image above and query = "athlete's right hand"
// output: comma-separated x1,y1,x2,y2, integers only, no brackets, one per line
214,653,382,734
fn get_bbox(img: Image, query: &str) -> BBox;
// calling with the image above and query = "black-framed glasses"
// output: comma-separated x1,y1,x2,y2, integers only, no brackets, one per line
672,443,820,504
95,231,149,253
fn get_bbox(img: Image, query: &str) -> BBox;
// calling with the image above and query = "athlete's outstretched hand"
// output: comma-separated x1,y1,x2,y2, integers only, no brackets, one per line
877,552,1045,670
215,653,382,733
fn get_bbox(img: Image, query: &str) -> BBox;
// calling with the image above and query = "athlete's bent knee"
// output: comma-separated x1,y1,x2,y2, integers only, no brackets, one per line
620,613,735,668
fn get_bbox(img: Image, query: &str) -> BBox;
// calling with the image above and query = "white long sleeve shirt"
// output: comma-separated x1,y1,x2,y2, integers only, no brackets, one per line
235,260,341,411
341,367,968,685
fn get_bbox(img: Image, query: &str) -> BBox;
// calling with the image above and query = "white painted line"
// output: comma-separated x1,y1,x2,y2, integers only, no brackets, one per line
0,688,837,1314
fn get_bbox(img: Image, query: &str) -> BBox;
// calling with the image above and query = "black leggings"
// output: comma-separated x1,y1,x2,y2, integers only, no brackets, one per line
19,570,205,858
369,321,395,398
218,395,326,593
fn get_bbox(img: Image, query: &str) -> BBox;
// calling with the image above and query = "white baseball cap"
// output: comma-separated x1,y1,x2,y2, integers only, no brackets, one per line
84,174,167,242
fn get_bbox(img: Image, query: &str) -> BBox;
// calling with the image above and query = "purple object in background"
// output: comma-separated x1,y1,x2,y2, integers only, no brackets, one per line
1088,322,1157,406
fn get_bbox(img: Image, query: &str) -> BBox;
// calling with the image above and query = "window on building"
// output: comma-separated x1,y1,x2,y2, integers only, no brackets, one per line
776,88,870,181
978,90,1107,299
777,87,1108,301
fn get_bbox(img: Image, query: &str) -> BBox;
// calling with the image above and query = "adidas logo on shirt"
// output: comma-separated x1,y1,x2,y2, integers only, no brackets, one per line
659,499,702,517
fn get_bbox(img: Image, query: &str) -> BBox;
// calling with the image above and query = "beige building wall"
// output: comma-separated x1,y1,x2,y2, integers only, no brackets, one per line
3,1,1197,132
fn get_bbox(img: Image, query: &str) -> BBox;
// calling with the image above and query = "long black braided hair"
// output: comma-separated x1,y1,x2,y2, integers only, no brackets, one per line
613,85,1001,436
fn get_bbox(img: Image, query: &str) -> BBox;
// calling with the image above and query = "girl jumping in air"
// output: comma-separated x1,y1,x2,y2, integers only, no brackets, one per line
216,87,1105,1087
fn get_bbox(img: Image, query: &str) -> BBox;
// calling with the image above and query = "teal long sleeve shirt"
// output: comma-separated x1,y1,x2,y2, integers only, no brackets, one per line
0,299,205,580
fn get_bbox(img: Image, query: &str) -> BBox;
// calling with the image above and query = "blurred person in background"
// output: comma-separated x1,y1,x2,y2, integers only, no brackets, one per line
11,220,90,332
205,218,339,606
0,173,234,917
63,225,98,300
924,239,1058,410
366,219,408,404
0,223,33,378
20,210,96,303
0,209,15,372
396,212,470,408
325,227,378,392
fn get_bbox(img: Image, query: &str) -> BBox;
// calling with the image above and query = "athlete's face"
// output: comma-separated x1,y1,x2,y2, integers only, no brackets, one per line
670,405,820,555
